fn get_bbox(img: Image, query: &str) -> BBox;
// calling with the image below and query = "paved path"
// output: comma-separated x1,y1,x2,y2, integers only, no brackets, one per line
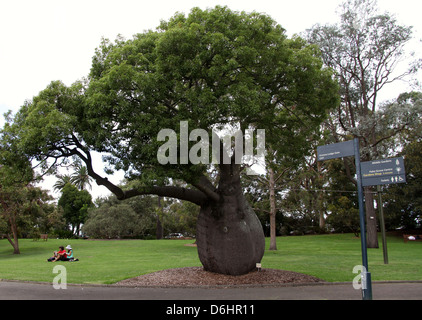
1,280,421,300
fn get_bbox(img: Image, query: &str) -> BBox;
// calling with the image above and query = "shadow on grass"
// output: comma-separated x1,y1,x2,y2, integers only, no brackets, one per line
0,239,53,259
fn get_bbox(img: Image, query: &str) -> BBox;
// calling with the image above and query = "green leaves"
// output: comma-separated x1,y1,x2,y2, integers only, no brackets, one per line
58,183,93,232
9,81,76,160
3,5,339,193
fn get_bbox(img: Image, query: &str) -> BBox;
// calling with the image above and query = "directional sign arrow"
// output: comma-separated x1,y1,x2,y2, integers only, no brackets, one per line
317,140,354,161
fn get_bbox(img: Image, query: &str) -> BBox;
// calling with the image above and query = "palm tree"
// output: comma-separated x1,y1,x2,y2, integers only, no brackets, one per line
53,174,72,192
70,164,93,191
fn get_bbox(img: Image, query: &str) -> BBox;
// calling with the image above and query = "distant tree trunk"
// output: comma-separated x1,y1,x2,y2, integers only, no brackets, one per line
365,188,379,248
1,201,20,254
317,160,326,230
319,209,326,230
6,215,20,254
268,167,277,251
156,196,164,240
6,235,20,254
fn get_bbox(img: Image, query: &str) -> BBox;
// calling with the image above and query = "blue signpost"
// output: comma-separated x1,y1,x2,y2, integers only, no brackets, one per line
317,140,355,161
352,138,372,300
318,139,408,299
360,156,406,265
317,138,372,300
360,157,406,187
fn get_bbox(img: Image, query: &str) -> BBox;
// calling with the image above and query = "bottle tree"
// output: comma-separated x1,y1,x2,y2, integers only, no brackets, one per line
5,6,338,275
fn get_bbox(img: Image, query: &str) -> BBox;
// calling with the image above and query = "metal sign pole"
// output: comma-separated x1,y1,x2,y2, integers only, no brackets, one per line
377,185,389,264
353,138,373,300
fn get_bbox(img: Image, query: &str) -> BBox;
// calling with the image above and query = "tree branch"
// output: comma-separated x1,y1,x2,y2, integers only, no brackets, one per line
124,185,208,206
67,134,209,206
192,182,220,203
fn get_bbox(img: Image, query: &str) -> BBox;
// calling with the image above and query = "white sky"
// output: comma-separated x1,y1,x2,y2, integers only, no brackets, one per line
1,0,421,200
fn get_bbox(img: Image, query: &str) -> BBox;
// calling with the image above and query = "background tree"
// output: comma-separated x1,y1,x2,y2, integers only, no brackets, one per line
243,154,293,250
84,192,197,239
307,0,421,247
0,118,38,253
0,165,54,252
166,200,200,237
57,183,93,236
53,174,72,192
82,202,153,239
71,162,93,191
327,196,360,236
383,139,422,230
5,6,338,275
0,180,30,253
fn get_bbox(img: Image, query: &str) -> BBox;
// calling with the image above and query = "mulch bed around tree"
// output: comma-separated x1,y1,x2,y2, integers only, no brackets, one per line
114,267,324,287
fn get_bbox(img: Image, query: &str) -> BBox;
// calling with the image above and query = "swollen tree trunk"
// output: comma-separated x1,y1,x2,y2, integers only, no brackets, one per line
196,165,265,276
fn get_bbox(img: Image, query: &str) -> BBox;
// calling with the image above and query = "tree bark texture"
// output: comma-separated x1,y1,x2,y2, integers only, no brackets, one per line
364,188,379,248
268,167,277,251
6,234,20,254
0,193,20,254
156,196,164,240
196,200,265,276
196,168,265,275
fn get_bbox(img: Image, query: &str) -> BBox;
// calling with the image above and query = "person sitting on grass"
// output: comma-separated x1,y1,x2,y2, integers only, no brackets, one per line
47,246,67,262
65,245,78,261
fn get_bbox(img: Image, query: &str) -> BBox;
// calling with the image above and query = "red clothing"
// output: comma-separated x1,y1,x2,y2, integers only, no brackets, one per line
58,250,67,258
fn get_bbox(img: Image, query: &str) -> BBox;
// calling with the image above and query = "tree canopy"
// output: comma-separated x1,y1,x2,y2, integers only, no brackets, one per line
57,183,93,235
8,6,338,204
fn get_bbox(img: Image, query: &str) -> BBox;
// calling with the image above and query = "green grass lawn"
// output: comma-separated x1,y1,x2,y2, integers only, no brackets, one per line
0,233,421,284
